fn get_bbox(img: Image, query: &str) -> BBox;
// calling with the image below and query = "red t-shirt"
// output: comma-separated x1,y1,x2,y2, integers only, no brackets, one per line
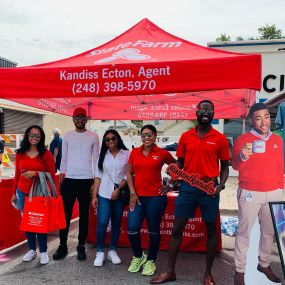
176,127,230,178
128,144,175,196
13,150,56,194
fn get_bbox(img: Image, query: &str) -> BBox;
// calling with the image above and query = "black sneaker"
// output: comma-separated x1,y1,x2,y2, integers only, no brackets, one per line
53,244,68,260
77,245,86,261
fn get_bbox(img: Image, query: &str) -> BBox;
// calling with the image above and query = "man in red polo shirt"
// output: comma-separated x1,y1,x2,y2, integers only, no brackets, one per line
151,100,230,285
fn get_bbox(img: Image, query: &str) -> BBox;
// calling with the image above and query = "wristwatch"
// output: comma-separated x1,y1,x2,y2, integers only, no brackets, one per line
168,183,174,188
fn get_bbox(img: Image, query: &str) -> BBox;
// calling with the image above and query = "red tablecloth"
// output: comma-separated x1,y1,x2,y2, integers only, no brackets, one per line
0,179,25,250
87,193,222,252
0,177,79,251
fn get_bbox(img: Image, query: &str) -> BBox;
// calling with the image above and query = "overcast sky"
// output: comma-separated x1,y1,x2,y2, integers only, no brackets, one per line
0,0,284,66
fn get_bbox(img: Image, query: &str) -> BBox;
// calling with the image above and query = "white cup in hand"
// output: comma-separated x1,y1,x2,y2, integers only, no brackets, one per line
252,140,266,153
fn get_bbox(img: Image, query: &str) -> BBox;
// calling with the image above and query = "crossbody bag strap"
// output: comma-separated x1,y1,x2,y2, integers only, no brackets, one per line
103,165,115,185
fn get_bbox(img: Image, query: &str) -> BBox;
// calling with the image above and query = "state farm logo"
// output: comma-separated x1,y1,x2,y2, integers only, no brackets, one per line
95,48,151,63
87,40,181,57
28,212,44,217
152,156,160,160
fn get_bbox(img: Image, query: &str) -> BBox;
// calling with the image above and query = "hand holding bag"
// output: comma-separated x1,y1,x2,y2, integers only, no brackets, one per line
114,182,130,206
119,184,130,206
20,172,51,233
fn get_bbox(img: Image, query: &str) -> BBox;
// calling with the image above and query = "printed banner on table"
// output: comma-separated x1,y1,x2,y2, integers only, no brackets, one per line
87,193,221,252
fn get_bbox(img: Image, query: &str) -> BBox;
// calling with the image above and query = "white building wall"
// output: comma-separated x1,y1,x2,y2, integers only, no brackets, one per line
162,120,194,136
208,40,285,101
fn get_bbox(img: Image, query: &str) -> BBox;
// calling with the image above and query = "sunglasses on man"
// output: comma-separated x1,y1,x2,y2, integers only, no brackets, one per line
196,109,214,116
73,115,87,122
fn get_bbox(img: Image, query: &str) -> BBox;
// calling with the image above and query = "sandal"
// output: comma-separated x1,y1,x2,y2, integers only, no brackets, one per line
150,272,176,284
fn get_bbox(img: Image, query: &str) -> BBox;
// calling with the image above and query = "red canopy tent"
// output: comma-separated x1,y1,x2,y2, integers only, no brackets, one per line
0,18,261,119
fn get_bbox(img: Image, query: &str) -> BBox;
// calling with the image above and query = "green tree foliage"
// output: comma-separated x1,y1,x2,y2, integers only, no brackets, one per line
258,24,284,39
215,24,284,42
216,33,231,42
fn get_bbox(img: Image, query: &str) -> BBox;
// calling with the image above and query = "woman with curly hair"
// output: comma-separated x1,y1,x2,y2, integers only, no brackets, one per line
127,125,175,276
11,125,55,265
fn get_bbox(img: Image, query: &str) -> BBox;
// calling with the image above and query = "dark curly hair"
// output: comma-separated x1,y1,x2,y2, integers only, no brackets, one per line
98,129,128,171
16,125,47,157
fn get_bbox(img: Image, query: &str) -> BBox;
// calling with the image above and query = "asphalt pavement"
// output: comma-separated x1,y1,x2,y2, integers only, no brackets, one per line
0,220,235,285
1,223,283,285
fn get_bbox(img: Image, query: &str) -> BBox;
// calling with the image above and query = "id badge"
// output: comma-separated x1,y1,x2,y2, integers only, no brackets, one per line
245,191,253,202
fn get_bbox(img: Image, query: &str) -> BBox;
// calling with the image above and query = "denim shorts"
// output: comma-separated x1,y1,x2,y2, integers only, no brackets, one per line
175,181,219,222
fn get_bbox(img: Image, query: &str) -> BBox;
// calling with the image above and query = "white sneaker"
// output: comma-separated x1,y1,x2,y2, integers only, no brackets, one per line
40,252,49,265
93,252,105,266
22,250,37,262
107,250,121,264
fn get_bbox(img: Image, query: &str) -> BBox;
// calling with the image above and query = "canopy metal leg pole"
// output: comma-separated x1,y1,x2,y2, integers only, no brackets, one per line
87,102,92,129
242,118,246,134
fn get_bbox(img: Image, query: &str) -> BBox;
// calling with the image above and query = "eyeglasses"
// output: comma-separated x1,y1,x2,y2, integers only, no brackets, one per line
105,136,117,143
141,132,154,138
29,133,41,139
197,109,214,116
73,115,87,122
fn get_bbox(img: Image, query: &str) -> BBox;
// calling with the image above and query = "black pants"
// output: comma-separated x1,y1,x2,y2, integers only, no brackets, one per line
59,178,93,246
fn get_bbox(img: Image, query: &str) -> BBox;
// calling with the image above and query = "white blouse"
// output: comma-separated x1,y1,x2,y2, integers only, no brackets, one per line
95,149,130,199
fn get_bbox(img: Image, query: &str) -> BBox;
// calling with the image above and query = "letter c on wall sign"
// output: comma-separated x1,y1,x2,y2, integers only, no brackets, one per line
263,74,276,93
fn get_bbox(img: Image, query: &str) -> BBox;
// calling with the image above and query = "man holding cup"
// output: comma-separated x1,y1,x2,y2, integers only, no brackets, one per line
232,103,284,285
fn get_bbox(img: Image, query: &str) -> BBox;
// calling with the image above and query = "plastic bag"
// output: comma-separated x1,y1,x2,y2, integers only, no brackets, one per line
221,216,239,237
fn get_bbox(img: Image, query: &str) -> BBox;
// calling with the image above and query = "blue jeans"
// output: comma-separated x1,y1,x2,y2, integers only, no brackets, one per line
16,189,47,253
128,196,167,261
96,195,124,252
